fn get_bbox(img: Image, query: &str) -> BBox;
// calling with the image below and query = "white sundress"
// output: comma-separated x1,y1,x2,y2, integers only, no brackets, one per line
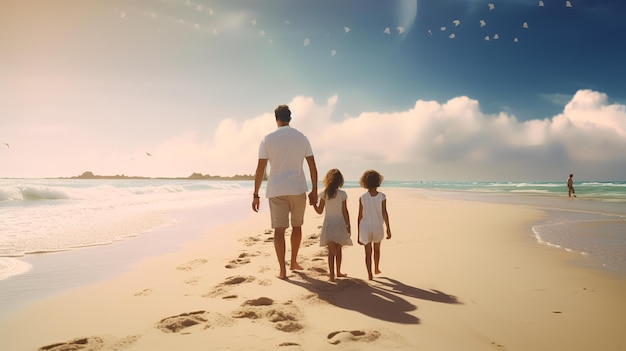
319,189,353,247
358,191,386,245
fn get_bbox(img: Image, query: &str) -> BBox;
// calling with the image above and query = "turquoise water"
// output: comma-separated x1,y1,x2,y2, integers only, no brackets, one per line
1,178,624,280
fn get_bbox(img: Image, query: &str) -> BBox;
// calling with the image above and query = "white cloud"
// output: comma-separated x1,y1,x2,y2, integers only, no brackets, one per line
182,90,625,181
4,92,624,181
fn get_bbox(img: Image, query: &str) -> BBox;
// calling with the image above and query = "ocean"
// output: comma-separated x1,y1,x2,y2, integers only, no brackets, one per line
0,178,624,317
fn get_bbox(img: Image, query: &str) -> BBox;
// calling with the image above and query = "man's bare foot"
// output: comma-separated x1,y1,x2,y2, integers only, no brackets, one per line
290,262,304,271
277,270,288,279
375,269,382,274
337,273,347,277
329,275,335,282
368,274,374,280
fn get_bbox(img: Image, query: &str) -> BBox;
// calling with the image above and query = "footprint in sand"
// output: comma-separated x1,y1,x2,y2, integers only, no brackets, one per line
184,276,201,285
243,234,266,246
326,330,381,345
156,310,231,334
176,258,208,271
39,335,140,351
232,297,304,332
301,233,319,247
134,288,153,296
203,275,256,298
225,251,262,269
39,337,104,351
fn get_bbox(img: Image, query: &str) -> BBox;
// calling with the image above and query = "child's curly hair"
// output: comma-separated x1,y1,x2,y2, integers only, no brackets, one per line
323,168,344,199
360,170,383,190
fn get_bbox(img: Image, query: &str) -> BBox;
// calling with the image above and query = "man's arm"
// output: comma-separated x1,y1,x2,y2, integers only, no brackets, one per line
252,158,267,212
305,155,318,205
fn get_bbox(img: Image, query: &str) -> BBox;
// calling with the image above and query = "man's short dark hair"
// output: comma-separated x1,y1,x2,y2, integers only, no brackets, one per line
275,105,292,123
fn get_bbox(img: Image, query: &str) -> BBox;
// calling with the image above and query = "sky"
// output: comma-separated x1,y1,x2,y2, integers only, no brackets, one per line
1,0,625,181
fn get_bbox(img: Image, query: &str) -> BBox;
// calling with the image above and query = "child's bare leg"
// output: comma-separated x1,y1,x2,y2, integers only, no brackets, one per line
373,242,382,274
336,244,347,277
327,242,336,281
364,243,373,280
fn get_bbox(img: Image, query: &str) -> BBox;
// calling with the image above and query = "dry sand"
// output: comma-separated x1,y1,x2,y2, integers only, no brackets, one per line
1,188,625,350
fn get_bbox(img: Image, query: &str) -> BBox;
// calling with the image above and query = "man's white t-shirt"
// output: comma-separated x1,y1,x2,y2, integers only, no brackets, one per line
259,126,313,198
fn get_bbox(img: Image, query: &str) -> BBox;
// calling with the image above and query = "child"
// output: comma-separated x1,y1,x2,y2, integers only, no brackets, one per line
357,169,391,280
313,168,353,282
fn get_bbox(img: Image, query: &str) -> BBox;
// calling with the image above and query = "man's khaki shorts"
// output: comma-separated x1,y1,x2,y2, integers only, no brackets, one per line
269,193,306,229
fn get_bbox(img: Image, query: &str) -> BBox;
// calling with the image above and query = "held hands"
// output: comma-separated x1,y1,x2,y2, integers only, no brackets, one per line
308,191,318,206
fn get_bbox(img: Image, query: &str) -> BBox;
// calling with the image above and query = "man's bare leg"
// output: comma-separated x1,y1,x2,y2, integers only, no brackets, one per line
289,226,304,270
274,227,288,279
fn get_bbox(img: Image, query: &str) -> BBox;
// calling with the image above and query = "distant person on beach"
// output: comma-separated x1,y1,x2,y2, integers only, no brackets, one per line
568,174,576,197
312,168,353,282
252,104,318,279
357,170,391,280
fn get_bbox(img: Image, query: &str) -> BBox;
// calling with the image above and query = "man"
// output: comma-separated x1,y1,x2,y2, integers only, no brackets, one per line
567,173,576,197
252,105,318,279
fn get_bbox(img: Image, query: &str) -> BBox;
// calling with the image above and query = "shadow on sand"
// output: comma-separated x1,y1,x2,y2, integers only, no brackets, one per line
287,272,461,324
374,277,462,305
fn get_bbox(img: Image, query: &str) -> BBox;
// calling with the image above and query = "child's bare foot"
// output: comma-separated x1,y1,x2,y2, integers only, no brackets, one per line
277,270,288,280
368,274,374,280
329,275,335,282
337,272,347,277
375,269,382,274
290,262,304,271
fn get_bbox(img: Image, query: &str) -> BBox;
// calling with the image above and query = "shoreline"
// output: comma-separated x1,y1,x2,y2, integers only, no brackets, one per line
1,188,625,350
0,197,253,320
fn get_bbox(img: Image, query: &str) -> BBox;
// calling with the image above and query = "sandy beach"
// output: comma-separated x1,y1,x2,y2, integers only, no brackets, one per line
1,188,625,351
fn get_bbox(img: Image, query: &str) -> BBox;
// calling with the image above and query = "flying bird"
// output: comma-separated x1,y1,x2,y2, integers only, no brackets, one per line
146,152,153,156
397,26,405,34
514,37,519,42
479,20,487,28
440,26,447,31
3,142,9,148
522,22,529,28
383,27,391,34
493,34,500,40
565,1,573,7
449,33,456,39
453,19,461,27
539,1,545,6
428,29,433,35
488,3,495,10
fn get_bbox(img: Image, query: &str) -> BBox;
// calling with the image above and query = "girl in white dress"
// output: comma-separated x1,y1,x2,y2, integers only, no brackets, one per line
313,169,353,282
357,170,391,280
